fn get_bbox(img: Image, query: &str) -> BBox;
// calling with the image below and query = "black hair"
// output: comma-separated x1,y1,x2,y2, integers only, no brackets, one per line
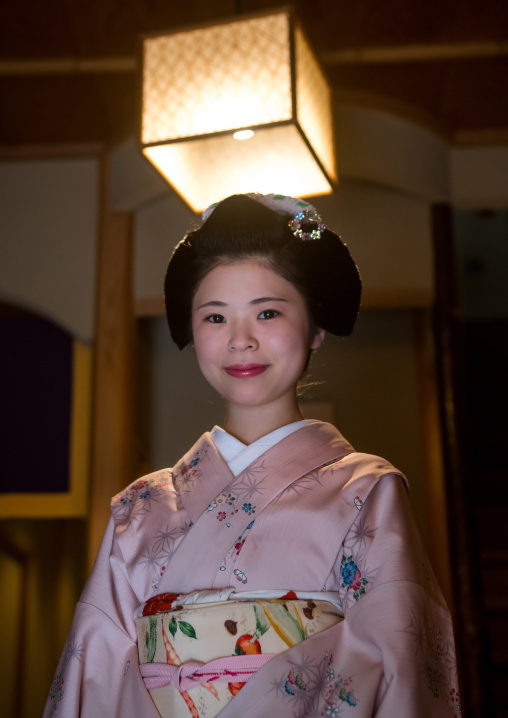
164,194,361,349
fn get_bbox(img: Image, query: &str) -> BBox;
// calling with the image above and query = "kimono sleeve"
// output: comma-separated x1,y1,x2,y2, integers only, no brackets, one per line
43,518,160,718
326,473,460,717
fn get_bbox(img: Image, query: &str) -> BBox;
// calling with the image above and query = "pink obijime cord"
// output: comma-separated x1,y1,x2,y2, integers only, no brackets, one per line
140,654,277,692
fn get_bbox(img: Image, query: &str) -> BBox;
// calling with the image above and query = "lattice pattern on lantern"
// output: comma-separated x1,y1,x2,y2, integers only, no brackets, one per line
140,9,337,211
144,124,332,212
142,13,292,144
295,26,336,182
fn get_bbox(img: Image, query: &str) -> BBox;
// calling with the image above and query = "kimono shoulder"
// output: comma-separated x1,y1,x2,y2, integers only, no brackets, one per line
110,431,214,529
108,433,219,600
294,448,408,530
334,450,409,498
110,467,176,525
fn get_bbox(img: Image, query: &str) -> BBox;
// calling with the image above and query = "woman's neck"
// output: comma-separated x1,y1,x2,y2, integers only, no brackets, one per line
224,398,304,445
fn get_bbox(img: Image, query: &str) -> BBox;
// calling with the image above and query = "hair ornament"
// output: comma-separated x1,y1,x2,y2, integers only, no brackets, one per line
288,208,327,241
202,192,326,240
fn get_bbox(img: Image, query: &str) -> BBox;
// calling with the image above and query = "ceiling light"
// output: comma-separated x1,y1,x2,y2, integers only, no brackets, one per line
233,130,255,140
140,8,337,212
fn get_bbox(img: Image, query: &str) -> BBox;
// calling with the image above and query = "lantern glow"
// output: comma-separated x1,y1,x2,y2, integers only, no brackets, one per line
140,9,337,212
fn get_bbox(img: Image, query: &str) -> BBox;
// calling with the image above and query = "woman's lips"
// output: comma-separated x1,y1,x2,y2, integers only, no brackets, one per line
224,364,269,378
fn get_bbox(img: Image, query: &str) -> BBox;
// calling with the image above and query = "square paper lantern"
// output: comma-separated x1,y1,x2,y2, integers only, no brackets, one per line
140,8,337,212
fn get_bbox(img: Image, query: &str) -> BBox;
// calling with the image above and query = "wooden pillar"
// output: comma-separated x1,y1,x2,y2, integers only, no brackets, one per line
413,308,453,605
88,156,134,571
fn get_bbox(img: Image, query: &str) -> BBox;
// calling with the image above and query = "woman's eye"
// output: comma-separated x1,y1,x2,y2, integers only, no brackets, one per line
205,314,226,324
258,309,279,320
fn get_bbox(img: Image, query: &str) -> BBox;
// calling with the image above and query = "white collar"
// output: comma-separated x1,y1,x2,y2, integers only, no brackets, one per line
211,420,314,477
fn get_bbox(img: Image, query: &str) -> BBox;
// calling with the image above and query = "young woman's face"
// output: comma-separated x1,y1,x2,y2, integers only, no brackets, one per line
191,260,324,413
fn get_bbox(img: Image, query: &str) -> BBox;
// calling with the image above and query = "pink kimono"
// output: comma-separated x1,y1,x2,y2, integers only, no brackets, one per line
44,421,461,717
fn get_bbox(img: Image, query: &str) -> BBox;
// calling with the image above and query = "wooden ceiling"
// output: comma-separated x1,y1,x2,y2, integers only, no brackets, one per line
1,0,507,150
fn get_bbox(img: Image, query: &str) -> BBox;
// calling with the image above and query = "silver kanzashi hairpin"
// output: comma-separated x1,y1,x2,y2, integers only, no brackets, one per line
288,209,327,241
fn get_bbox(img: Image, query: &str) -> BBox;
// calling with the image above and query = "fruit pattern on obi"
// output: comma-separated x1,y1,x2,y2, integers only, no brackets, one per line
137,595,336,695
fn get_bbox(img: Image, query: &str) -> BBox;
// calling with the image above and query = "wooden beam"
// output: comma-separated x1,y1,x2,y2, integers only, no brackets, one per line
452,128,508,146
88,156,135,571
321,40,508,65
0,143,104,160
1,40,508,78
0,57,137,76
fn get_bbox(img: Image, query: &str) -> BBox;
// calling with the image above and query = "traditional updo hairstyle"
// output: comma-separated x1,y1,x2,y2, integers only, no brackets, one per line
164,194,361,350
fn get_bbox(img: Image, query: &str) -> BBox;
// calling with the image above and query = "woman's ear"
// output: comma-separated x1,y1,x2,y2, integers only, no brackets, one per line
310,326,325,350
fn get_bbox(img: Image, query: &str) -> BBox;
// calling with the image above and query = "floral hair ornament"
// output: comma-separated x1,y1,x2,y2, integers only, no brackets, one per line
288,208,327,241
202,192,327,241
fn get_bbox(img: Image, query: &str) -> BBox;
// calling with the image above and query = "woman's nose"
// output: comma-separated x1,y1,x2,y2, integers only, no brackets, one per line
228,322,258,352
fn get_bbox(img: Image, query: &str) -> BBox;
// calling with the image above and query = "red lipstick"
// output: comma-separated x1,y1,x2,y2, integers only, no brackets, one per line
225,364,268,378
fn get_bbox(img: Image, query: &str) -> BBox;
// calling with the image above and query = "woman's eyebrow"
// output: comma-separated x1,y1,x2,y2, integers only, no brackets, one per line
197,297,288,309
196,300,227,309
250,297,288,305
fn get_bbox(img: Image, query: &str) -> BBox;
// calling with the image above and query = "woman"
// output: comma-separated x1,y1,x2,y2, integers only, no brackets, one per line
45,194,460,717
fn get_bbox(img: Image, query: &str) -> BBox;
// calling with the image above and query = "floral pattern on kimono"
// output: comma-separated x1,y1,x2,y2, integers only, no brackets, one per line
43,422,460,718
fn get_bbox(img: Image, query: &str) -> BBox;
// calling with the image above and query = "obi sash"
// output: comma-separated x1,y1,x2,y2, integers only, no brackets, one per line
136,594,343,718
